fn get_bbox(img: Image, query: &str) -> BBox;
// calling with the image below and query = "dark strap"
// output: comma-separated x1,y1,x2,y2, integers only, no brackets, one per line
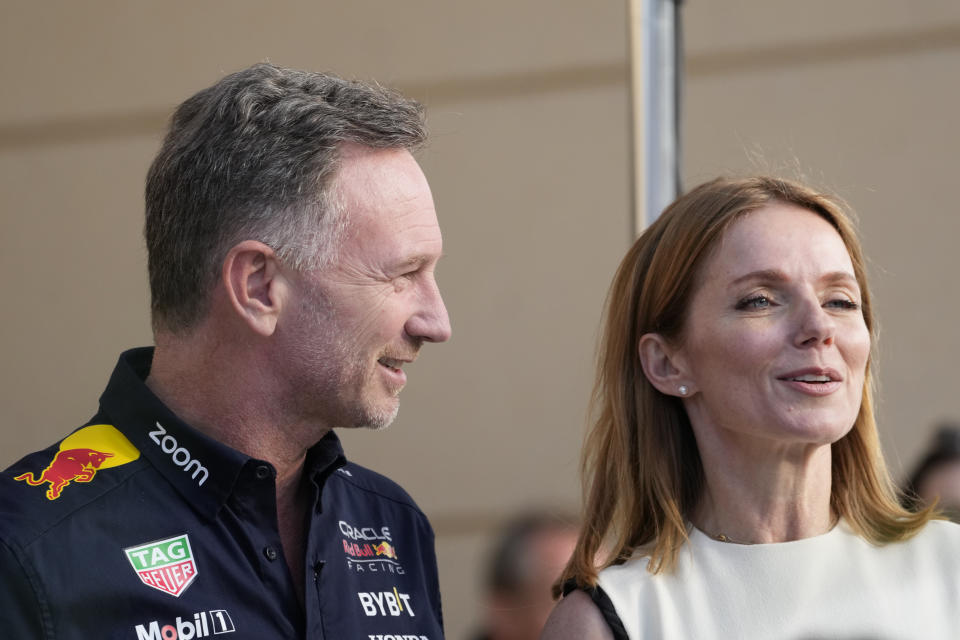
561,578,630,640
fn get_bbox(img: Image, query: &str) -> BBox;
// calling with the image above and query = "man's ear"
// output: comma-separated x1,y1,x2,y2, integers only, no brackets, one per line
638,332,695,398
222,241,287,337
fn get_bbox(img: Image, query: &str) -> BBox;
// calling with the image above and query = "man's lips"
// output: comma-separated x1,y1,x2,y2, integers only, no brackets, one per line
377,356,414,371
377,356,416,388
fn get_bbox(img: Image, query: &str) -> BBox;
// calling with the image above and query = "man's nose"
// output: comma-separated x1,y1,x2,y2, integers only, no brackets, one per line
406,277,452,343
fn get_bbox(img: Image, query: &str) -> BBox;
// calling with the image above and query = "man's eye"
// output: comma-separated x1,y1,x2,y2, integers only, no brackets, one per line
392,271,417,291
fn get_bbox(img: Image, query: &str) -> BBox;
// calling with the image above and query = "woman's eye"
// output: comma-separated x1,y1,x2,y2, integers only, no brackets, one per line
825,298,860,311
735,295,772,310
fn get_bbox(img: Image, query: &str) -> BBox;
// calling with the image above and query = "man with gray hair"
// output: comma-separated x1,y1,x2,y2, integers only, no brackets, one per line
0,63,450,638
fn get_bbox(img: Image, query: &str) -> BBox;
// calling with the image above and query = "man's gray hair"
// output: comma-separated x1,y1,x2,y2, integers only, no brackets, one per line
145,62,426,334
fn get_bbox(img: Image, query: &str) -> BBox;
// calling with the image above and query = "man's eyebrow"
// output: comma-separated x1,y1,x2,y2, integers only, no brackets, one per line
399,253,444,268
728,269,859,288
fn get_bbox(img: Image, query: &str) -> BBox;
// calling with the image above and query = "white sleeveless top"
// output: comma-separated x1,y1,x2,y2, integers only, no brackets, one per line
596,520,960,639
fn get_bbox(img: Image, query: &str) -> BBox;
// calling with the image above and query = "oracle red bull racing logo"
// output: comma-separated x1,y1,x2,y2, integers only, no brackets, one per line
14,424,140,500
340,520,405,574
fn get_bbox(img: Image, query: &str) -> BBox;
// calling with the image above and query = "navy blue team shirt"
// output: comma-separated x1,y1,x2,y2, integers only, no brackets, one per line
0,347,444,639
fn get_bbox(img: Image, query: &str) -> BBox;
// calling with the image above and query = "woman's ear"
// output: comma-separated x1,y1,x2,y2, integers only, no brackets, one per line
638,332,695,398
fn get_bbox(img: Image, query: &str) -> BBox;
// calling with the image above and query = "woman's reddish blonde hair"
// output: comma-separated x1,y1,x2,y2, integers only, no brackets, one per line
558,176,934,593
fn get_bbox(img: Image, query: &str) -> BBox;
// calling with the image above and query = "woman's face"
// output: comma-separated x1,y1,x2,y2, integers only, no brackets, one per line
676,203,871,447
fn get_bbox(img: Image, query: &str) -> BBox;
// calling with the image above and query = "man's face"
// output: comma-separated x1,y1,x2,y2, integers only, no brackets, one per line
278,144,451,431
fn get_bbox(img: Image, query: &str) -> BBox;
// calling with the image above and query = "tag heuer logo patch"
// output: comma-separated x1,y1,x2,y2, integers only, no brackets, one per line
125,534,198,597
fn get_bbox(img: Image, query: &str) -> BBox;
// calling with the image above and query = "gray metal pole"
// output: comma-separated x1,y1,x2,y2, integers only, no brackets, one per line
629,0,681,234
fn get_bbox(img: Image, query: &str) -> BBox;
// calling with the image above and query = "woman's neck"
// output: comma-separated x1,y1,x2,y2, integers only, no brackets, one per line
690,433,835,544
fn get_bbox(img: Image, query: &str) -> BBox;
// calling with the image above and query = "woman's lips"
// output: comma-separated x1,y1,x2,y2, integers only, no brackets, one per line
776,367,842,396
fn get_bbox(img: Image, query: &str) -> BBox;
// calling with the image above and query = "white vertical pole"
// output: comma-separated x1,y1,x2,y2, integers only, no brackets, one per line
629,0,680,235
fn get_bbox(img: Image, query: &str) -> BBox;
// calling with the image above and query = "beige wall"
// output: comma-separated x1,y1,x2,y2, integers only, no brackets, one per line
682,1,960,475
2,2,959,637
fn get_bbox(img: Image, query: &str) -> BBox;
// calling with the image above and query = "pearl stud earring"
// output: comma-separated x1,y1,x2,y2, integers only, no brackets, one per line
678,385,688,396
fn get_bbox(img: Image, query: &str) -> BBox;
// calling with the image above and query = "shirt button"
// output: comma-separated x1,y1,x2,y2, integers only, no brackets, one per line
263,546,278,561
255,465,271,480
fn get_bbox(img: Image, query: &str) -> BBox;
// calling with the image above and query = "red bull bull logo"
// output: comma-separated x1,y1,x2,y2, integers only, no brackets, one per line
373,541,398,560
14,424,140,500
15,448,113,500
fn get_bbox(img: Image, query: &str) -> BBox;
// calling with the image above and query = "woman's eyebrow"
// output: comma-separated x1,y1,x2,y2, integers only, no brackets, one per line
727,269,787,289
727,269,858,289
820,270,859,286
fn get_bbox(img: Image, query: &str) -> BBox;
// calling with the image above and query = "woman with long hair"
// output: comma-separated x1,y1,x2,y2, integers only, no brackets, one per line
542,176,959,639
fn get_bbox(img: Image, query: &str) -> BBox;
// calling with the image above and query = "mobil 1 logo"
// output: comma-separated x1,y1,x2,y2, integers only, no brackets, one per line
134,609,235,639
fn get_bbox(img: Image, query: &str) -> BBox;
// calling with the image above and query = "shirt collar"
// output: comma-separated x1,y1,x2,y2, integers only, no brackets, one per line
99,347,347,519
305,431,348,511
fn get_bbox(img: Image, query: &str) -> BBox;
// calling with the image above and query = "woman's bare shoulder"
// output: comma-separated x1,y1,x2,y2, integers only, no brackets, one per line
540,589,615,640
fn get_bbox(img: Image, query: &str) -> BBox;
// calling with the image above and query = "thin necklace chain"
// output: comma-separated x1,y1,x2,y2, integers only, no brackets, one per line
712,532,750,545
711,514,840,545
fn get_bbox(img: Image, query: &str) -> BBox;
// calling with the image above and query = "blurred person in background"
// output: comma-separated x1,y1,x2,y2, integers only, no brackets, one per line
903,423,960,522
470,512,577,640
542,176,960,639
